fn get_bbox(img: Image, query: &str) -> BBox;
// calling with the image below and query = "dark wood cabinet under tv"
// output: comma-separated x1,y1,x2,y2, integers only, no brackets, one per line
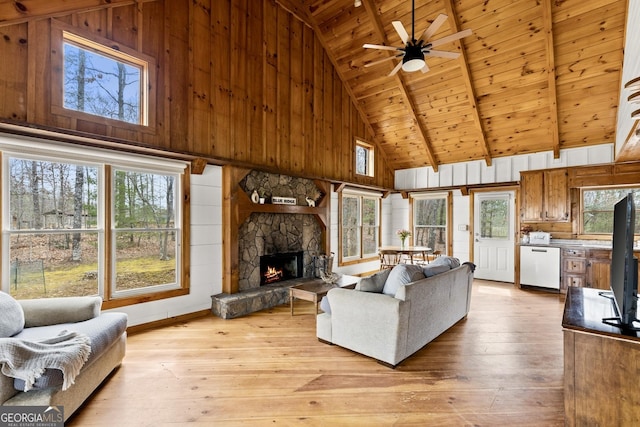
563,286,640,426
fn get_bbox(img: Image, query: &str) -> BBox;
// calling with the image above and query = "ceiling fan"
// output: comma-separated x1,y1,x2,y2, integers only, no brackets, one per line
363,0,472,76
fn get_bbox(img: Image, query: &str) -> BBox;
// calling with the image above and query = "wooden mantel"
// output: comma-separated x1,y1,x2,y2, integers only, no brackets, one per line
222,165,331,294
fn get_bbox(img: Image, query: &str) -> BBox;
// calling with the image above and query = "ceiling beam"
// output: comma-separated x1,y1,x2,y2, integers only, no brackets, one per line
273,0,313,27
361,0,440,171
541,0,561,158
443,0,492,167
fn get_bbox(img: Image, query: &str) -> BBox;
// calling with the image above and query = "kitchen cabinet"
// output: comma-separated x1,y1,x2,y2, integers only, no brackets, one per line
588,249,612,291
561,248,587,292
520,168,569,222
561,247,611,292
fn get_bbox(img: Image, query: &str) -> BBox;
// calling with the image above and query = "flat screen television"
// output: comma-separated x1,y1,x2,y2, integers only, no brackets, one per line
602,192,639,330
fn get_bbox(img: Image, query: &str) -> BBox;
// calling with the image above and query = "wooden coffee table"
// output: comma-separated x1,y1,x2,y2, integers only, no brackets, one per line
289,275,359,315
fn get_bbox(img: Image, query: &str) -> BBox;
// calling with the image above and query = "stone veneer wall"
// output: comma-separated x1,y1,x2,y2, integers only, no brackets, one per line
212,170,327,318
237,171,324,291
238,213,322,290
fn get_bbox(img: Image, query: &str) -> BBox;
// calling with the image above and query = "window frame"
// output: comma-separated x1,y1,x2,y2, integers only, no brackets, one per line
339,189,381,265
410,192,452,255
0,135,189,309
580,186,640,237
50,19,157,134
355,139,375,178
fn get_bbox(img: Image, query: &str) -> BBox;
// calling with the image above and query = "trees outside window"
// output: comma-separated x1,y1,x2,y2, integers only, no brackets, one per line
582,188,640,234
355,140,374,177
2,146,185,305
412,193,449,254
340,192,380,263
62,32,146,125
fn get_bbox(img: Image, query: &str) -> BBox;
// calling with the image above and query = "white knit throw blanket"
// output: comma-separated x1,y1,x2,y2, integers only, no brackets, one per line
0,330,91,391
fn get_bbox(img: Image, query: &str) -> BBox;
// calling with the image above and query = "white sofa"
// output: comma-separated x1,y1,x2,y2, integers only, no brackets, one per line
0,293,127,421
317,259,474,367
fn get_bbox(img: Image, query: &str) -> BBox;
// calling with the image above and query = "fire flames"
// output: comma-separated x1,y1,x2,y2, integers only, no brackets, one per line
264,266,284,284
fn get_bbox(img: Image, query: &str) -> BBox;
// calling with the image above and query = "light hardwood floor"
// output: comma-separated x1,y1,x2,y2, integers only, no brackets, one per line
68,280,566,426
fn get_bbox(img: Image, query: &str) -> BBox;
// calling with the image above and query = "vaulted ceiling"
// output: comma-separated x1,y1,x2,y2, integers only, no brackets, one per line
279,0,627,172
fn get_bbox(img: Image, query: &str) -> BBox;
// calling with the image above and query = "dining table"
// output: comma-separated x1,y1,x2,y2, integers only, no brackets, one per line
378,245,432,265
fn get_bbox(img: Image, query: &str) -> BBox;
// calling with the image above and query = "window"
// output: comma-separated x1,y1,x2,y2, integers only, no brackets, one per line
1,136,187,307
63,32,146,125
355,140,374,177
582,187,640,235
340,191,380,263
478,196,510,239
50,20,156,131
411,193,450,254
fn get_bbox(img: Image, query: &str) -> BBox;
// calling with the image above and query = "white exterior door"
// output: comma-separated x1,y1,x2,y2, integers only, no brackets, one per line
473,191,515,282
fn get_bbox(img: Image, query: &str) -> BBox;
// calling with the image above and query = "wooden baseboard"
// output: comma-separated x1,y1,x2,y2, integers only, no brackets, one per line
126,309,211,335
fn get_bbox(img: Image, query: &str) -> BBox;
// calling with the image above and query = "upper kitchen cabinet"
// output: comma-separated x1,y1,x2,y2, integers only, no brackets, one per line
520,168,569,222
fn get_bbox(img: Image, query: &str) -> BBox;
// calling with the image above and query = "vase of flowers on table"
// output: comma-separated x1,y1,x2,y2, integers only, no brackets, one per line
396,229,411,249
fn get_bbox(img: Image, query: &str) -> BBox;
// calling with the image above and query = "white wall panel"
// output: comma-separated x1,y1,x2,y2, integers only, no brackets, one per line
494,157,512,183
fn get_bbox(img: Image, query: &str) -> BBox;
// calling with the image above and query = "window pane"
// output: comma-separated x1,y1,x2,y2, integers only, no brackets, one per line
342,196,361,258
414,226,446,252
362,226,378,255
114,231,177,292
63,41,142,124
480,198,509,239
414,197,447,251
415,198,446,226
362,198,378,256
9,233,99,299
342,196,360,226
9,158,98,231
583,188,640,234
114,171,175,229
356,145,368,175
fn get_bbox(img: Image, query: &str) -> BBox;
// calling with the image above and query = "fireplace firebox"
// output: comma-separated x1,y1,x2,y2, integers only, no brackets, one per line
260,251,304,285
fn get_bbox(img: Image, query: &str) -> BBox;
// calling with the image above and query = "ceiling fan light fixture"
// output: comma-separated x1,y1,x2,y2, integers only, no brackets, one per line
402,57,425,72
402,46,425,72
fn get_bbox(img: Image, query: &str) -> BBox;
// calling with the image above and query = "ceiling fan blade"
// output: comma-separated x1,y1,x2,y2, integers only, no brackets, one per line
363,43,400,52
388,60,403,76
420,63,430,73
364,55,401,68
419,13,448,41
424,50,460,59
429,28,472,48
392,21,409,44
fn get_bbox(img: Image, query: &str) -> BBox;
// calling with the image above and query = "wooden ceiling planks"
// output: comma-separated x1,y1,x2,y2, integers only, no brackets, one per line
298,0,629,171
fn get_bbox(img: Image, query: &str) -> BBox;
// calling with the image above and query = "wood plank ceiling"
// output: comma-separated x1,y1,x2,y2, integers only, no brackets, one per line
281,0,627,172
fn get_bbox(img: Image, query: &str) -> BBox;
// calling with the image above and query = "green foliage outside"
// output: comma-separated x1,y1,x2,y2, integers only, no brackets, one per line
583,188,640,234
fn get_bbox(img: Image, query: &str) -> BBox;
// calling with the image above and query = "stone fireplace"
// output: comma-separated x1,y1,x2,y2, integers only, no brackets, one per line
238,212,322,291
212,167,331,319
260,251,304,285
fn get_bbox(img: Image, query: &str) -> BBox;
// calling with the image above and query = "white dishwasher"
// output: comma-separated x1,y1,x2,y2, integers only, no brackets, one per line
520,246,560,289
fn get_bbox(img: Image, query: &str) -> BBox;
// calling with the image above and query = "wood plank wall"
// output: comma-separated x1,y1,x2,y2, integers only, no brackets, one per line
0,0,394,188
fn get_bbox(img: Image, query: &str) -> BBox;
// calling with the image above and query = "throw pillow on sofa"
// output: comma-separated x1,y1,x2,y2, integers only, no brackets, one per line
430,256,460,269
422,263,451,277
382,264,425,296
0,291,25,338
355,269,391,293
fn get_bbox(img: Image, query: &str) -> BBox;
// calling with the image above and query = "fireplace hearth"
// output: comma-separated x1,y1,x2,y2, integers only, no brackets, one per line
260,251,304,285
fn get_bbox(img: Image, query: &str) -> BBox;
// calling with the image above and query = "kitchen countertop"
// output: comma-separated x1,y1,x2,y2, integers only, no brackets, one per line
520,239,640,251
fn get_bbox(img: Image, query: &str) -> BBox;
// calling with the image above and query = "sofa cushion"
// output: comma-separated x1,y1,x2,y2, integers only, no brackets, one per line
0,292,25,338
382,264,425,296
355,269,391,293
430,256,460,269
12,312,127,390
319,296,331,314
422,263,451,277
